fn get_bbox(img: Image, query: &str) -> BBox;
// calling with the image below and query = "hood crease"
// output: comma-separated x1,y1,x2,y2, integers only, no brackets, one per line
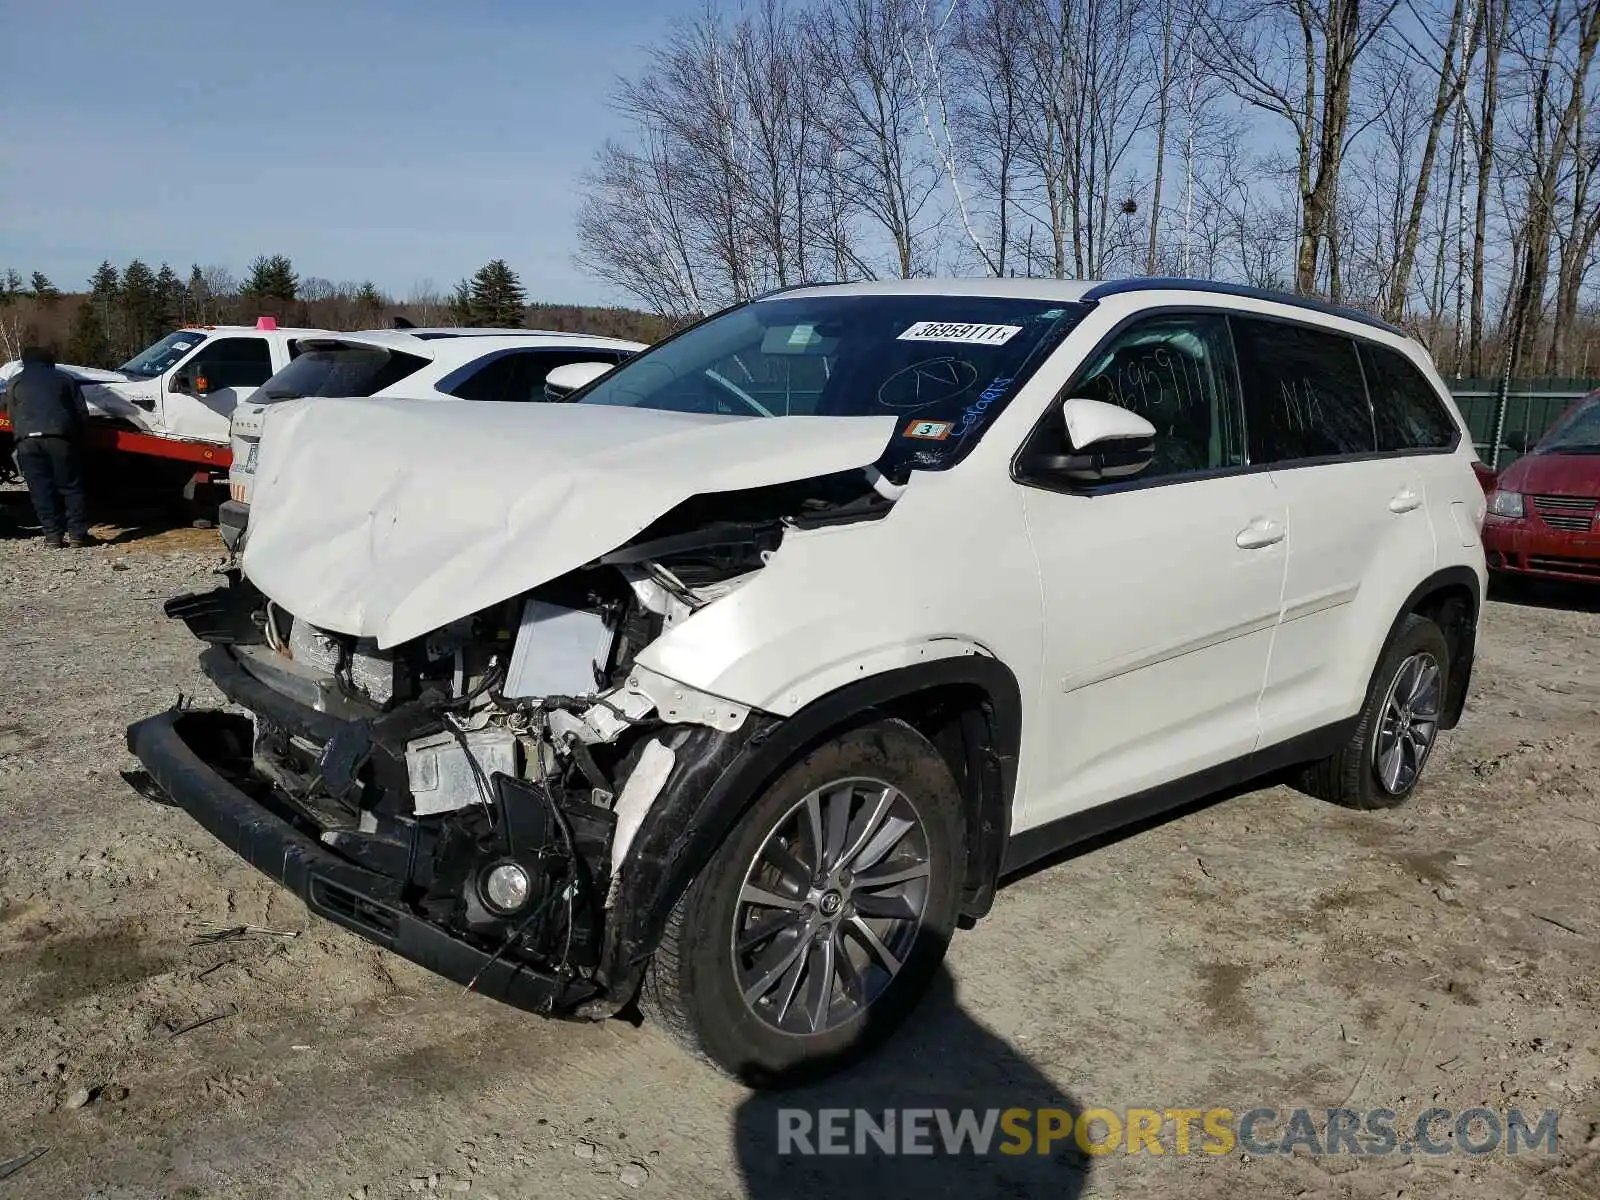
240,398,897,648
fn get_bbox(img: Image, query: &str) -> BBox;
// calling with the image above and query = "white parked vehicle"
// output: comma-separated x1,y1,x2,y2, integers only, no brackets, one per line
218,328,645,549
2,319,329,452
129,279,1486,1086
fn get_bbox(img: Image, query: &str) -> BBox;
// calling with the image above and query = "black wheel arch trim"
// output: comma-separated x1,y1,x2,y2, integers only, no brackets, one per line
1383,565,1481,730
590,653,1022,1012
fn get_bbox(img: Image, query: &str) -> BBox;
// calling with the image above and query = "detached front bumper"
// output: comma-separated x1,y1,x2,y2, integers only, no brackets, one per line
126,707,570,1013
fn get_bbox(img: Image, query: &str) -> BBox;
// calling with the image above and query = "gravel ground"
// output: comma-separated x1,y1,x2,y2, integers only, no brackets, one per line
1,486,1598,1200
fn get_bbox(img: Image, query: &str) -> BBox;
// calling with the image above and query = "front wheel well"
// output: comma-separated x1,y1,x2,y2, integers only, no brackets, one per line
878,683,1013,923
593,657,1021,1010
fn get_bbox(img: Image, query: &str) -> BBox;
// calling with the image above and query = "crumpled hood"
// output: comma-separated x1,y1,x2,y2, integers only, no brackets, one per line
0,360,141,421
241,398,898,648
0,359,130,386
62,364,133,386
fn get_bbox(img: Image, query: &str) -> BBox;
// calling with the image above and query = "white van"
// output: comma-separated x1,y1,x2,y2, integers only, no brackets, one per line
1,318,328,450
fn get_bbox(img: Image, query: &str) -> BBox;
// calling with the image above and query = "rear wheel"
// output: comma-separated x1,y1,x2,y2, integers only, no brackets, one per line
1298,613,1450,810
640,719,964,1087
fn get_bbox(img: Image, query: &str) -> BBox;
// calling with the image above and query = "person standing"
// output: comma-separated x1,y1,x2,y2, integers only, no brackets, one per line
2,346,91,547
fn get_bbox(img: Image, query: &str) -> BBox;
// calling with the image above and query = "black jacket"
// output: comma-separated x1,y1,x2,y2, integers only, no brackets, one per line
2,364,89,439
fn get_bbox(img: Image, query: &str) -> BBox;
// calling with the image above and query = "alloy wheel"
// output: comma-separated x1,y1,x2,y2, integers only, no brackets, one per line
730,778,931,1036
1373,651,1443,795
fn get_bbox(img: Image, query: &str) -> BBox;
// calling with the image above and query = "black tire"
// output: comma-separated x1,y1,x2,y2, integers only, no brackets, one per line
1298,612,1452,810
640,718,965,1088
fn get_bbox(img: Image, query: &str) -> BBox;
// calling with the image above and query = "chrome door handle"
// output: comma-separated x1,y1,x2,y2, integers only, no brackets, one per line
1389,488,1422,514
1235,519,1285,549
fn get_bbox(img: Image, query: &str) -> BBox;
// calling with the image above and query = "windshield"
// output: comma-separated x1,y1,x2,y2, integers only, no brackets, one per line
576,294,1087,470
119,330,207,378
259,340,429,402
1537,395,1600,453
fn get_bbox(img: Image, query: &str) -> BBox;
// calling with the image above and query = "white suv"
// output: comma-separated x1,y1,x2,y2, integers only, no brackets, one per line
129,279,1486,1086
219,328,646,548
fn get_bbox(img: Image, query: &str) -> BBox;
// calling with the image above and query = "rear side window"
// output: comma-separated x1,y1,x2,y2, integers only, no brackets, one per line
1359,343,1458,451
447,349,626,403
1230,318,1374,463
258,341,429,402
195,337,274,390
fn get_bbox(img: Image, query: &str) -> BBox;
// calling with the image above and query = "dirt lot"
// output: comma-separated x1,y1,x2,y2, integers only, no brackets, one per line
1,487,1597,1200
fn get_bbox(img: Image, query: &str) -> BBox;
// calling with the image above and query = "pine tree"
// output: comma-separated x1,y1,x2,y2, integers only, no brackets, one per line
88,261,120,298
241,254,298,302
186,264,211,323
1,268,23,304
29,272,60,305
155,263,183,328
447,278,474,326
68,300,114,367
355,281,383,312
121,259,163,356
85,262,123,360
464,259,526,327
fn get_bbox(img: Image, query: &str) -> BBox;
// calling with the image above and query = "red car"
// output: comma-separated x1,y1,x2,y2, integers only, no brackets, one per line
1482,390,1600,583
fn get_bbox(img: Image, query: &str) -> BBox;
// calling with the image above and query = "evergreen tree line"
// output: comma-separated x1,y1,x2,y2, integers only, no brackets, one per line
0,255,674,368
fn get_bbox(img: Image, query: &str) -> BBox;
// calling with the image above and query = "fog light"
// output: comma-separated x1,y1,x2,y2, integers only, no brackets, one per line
482,861,532,914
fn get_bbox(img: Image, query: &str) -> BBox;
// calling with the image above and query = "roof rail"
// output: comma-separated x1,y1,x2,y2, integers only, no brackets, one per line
751,280,846,301
1081,277,1404,336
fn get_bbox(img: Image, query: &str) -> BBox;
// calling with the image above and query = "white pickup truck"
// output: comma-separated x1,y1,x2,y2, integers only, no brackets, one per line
0,318,329,470
219,328,643,548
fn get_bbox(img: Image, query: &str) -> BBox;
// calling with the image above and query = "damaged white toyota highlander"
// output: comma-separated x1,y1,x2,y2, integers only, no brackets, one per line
128,279,1486,1085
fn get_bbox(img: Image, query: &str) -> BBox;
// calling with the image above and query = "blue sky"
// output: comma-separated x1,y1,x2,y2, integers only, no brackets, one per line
0,0,676,304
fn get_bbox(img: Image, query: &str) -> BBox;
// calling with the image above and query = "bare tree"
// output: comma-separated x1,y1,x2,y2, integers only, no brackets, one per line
1500,0,1600,376
1202,0,1404,296
1013,0,1157,279
1145,0,1193,273
0,298,39,364
1544,6,1600,371
562,0,1600,370
1468,0,1510,373
805,0,945,277
950,0,1031,273
1377,0,1482,322
576,136,709,319
405,281,453,327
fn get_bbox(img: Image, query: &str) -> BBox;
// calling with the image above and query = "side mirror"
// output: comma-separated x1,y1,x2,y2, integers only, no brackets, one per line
171,369,213,394
1503,430,1530,454
1024,397,1157,483
543,361,615,403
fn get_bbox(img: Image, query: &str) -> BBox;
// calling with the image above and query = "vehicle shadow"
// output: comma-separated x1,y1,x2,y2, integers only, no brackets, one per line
1488,574,1600,614
732,967,1090,1199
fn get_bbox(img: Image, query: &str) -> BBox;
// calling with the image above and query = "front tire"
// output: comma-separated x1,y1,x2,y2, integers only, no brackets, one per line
1298,612,1451,809
640,719,965,1087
